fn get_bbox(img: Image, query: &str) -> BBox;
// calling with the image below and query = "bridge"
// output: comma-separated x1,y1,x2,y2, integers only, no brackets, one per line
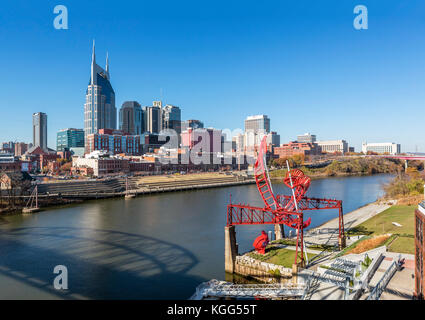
370,155,425,161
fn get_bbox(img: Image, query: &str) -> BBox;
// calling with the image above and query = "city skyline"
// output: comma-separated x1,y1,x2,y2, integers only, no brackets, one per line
1,1,424,151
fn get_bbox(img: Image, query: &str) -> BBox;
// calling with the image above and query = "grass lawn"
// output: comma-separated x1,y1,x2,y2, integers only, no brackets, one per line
248,246,316,268
388,236,415,255
347,205,415,254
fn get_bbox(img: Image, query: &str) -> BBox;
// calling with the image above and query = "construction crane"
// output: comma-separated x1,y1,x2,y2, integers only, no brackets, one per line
226,136,346,266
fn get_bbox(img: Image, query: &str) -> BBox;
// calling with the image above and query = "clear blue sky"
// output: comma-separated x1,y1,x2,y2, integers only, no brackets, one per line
0,0,424,152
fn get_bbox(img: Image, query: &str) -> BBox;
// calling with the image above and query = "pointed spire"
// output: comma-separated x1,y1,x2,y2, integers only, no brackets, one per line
92,39,96,64
106,51,109,73
91,40,96,85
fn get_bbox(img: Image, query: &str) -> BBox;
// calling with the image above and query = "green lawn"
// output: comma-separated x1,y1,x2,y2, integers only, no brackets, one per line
388,236,415,254
248,246,316,268
347,205,415,254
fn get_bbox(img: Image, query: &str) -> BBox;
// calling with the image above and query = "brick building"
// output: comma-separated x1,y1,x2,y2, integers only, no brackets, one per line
274,141,321,159
86,129,141,155
23,146,57,172
415,201,425,299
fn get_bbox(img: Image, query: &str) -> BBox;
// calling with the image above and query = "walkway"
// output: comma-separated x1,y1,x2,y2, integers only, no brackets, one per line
299,201,395,247
190,279,306,300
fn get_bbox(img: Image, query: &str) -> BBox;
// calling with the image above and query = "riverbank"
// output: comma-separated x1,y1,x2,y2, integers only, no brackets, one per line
0,172,256,215
270,170,377,181
0,174,390,299
270,157,403,180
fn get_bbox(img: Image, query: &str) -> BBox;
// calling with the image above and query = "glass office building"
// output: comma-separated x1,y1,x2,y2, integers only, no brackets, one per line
57,128,85,151
119,101,144,135
84,42,116,151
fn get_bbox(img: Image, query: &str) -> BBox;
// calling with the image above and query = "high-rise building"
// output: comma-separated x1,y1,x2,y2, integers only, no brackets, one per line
144,105,161,133
181,119,204,131
119,101,143,135
244,115,270,134
84,42,116,151
162,105,181,133
297,133,316,143
181,128,222,153
244,115,271,148
361,142,401,155
153,100,163,108
57,128,85,151
267,131,281,146
33,112,47,150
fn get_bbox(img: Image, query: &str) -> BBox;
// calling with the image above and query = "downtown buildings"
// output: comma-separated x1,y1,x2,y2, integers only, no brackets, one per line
84,43,116,151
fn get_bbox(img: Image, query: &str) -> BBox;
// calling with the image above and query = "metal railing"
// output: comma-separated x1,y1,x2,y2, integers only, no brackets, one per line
190,280,306,299
366,260,397,300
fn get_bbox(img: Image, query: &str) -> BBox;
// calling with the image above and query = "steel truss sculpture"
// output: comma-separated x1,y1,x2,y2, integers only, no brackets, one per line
226,136,345,266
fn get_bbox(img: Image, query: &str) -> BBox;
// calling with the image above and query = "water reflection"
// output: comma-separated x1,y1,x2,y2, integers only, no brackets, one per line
0,227,201,299
0,174,392,299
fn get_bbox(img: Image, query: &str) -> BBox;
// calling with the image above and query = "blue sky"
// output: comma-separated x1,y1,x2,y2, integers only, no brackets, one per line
0,0,424,151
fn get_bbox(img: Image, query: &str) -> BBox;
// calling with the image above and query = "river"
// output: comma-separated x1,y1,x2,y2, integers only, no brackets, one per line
0,174,392,299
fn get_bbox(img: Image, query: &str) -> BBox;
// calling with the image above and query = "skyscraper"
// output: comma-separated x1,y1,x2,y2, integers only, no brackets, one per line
119,101,144,135
84,42,116,151
144,105,161,133
33,112,47,149
244,115,270,148
244,115,270,134
162,104,181,133
181,119,204,131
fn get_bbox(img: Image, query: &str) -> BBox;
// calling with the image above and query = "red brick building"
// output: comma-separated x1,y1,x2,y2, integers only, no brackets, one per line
415,201,425,299
22,146,57,172
274,141,321,158
86,129,141,155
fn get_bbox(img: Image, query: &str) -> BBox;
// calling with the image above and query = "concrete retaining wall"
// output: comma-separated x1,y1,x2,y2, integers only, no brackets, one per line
234,255,293,284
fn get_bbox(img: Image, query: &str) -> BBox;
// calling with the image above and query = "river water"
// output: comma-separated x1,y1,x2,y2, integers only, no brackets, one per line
0,174,392,299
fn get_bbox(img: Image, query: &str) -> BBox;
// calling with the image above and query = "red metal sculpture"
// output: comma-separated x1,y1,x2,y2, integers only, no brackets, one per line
227,136,345,266
253,231,269,254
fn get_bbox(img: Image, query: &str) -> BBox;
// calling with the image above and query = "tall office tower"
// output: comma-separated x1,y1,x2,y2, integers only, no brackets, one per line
297,133,316,143
162,105,181,133
119,101,143,135
244,115,270,134
181,119,204,131
84,42,116,150
33,112,48,149
153,100,163,108
144,106,161,133
57,128,85,151
244,115,270,148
